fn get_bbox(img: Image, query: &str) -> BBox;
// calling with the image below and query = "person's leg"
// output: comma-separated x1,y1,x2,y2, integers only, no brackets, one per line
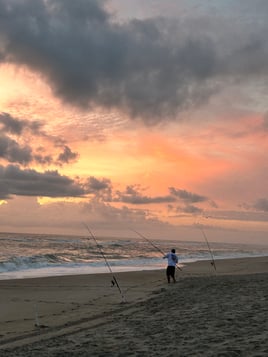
166,266,171,283
171,266,176,283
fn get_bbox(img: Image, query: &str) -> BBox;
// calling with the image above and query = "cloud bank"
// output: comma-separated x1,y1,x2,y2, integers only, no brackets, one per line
1,0,268,123
0,164,85,199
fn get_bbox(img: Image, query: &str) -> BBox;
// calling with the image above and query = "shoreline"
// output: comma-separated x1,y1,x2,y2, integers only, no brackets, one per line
1,253,268,281
1,256,268,355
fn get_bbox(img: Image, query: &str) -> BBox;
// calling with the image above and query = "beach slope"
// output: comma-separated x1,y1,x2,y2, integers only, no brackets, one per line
0,256,268,356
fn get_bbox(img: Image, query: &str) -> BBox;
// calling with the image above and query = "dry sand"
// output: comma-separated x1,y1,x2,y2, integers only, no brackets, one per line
0,256,268,356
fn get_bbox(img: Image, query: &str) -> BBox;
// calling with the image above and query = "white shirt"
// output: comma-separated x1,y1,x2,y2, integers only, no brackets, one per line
164,252,178,266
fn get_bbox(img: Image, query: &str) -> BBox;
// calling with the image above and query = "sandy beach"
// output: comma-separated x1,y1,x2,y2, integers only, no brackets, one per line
0,256,268,356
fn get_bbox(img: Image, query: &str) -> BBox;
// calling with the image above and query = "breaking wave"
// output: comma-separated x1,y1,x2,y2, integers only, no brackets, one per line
0,232,268,278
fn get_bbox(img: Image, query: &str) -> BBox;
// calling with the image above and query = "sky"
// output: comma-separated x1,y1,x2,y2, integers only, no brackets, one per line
0,0,268,244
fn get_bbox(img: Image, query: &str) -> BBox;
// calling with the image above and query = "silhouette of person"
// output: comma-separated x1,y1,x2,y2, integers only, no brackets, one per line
163,248,178,283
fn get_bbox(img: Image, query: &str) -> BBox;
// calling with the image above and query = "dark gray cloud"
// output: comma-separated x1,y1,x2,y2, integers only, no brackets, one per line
57,145,79,164
86,176,113,202
0,134,33,164
0,112,78,166
168,203,204,216
0,156,213,204
33,152,53,165
169,187,207,203
0,164,86,199
87,176,111,192
179,204,204,215
1,0,267,122
0,112,42,135
114,185,175,204
0,112,41,164
0,165,117,200
110,185,210,206
253,198,268,212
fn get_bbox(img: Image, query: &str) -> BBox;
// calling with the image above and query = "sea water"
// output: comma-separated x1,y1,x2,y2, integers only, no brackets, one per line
0,232,268,280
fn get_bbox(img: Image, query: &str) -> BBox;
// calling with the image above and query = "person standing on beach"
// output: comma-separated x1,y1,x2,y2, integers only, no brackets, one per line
163,249,178,283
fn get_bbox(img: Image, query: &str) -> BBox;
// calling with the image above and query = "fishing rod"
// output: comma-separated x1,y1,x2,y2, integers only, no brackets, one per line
83,223,126,303
130,228,182,271
199,226,217,271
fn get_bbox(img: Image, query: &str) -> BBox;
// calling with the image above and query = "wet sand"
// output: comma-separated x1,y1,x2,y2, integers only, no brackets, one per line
0,256,268,356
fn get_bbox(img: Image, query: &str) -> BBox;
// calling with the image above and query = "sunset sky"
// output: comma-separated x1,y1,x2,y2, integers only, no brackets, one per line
0,0,268,244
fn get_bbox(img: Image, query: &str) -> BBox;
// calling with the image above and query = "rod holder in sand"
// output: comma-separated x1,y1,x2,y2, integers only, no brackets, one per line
34,303,40,327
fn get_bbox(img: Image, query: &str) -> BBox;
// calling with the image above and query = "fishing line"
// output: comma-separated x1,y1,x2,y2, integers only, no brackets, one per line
199,226,217,272
83,223,126,303
130,228,183,271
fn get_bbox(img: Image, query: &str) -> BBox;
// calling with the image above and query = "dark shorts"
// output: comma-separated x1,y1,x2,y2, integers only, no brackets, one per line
166,265,175,277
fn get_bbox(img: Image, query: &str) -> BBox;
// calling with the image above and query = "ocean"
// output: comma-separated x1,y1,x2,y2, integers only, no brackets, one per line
1,232,268,280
